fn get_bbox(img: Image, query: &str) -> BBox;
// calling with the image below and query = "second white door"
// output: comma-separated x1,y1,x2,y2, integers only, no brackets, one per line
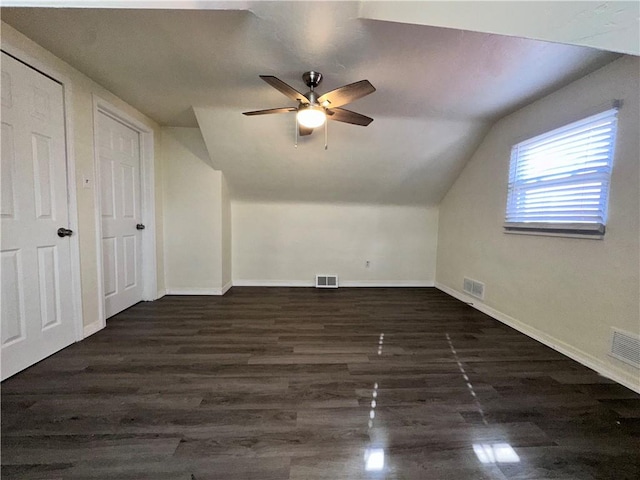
97,111,143,318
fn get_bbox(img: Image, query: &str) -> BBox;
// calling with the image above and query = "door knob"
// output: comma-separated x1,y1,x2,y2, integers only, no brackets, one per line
136,224,145,230
57,227,73,238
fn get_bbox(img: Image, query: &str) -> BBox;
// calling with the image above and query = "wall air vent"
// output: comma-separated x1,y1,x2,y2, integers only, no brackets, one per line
463,278,473,294
316,275,338,288
463,277,485,300
610,328,640,368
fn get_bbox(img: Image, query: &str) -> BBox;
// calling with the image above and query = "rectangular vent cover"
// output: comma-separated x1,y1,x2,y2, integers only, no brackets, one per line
463,277,485,300
610,329,640,368
316,275,338,288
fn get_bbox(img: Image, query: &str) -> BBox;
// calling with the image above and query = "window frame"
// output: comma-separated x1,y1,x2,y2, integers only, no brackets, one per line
504,106,619,240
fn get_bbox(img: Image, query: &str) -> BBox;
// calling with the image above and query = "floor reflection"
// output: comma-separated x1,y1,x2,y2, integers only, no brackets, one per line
446,332,488,426
368,382,378,429
362,332,524,476
364,447,385,471
365,334,385,474
447,333,522,469
473,443,520,464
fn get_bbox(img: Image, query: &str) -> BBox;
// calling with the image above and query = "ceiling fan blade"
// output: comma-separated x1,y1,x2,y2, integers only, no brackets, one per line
326,107,373,126
260,75,308,104
317,80,375,108
299,124,314,136
243,107,297,116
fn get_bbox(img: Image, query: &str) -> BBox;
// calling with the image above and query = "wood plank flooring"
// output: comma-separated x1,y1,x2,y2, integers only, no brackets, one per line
2,287,639,479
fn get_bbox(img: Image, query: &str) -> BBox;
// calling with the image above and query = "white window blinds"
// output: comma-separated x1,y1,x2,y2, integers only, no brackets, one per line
505,107,618,236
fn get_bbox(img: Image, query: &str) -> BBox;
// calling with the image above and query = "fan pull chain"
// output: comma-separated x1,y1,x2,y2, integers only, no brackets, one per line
325,120,328,150
294,116,298,148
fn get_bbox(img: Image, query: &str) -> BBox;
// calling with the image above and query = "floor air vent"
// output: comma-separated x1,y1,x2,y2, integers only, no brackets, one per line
610,328,640,368
463,277,485,300
316,275,338,288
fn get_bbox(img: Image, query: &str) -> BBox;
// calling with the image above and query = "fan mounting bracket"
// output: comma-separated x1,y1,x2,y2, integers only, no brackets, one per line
302,71,323,90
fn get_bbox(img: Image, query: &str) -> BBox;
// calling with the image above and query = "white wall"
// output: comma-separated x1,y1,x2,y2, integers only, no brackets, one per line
162,127,232,294
232,202,438,286
436,56,640,391
1,22,165,330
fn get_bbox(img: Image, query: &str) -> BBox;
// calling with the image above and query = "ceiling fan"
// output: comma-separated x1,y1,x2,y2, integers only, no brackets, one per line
243,71,376,138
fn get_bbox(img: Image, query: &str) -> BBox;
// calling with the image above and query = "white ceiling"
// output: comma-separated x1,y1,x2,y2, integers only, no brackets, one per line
1,2,623,205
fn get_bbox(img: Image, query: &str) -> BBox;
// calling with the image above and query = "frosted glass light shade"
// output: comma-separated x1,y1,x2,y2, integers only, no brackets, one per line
297,106,326,128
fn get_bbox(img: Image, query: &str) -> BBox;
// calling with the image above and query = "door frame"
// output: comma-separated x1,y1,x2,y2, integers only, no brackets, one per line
92,95,157,328
0,43,84,342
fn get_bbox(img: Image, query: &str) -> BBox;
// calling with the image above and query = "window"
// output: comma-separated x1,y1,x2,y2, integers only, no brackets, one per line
505,107,618,237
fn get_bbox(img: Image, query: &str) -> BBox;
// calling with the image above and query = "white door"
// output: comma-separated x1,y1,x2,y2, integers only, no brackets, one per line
1,52,76,380
97,111,143,318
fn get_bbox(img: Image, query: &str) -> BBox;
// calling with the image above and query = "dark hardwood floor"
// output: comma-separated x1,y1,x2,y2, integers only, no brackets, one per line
2,287,639,479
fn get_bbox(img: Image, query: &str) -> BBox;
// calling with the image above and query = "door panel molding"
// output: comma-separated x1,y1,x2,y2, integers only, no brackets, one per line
92,95,157,328
0,42,83,345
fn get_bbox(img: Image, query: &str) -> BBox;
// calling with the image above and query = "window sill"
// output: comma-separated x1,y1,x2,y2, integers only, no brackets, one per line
503,228,604,240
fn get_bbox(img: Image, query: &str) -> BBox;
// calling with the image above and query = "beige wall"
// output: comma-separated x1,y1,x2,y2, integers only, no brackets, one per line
1,22,165,329
436,56,640,390
221,174,232,288
162,127,230,293
232,201,438,286
359,1,640,55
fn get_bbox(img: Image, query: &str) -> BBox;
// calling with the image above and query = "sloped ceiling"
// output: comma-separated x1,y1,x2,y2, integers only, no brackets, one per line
1,2,624,205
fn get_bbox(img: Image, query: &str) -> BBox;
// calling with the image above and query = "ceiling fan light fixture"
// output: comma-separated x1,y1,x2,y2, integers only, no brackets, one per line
297,105,326,129
243,72,376,140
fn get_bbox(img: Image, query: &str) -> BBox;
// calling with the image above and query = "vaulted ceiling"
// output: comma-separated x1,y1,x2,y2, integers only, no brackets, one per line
2,1,631,205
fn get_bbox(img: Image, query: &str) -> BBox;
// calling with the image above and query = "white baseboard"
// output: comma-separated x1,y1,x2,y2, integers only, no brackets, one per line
155,289,166,300
232,280,315,287
221,281,233,295
340,280,433,287
165,287,225,295
232,280,433,288
83,321,103,338
435,282,640,394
